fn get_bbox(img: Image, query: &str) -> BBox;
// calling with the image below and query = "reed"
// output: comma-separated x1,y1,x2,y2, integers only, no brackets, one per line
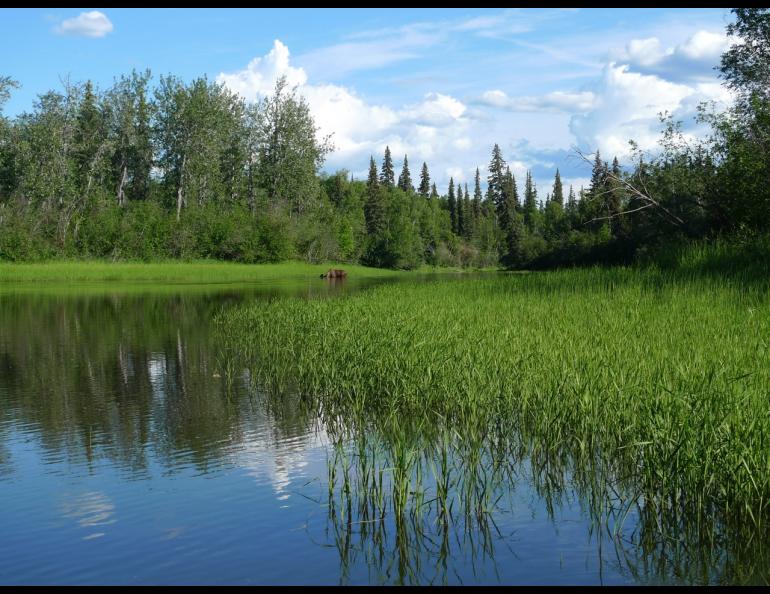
216,266,770,583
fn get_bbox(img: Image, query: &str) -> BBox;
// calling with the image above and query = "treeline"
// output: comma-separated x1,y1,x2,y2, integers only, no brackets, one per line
0,73,341,263
404,8,770,270
1,8,769,269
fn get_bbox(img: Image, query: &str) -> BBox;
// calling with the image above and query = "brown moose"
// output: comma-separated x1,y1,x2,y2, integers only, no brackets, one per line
320,268,347,279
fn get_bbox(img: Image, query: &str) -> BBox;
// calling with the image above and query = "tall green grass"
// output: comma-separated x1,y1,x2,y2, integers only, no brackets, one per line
642,234,770,281
215,266,770,579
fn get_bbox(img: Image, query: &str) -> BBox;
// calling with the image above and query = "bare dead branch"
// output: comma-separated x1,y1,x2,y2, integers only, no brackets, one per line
584,202,656,225
572,147,687,228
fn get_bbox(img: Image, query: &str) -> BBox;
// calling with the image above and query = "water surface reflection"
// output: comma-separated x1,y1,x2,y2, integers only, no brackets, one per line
0,277,766,585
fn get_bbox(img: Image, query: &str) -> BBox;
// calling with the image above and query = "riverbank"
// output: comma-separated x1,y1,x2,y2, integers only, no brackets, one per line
0,260,493,284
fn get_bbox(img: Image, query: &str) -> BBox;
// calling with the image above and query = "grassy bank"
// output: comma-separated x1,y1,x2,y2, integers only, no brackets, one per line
0,260,412,284
0,259,495,284
215,266,770,540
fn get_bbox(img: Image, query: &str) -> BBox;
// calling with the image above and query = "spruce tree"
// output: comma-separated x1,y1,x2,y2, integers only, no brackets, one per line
543,177,564,240
588,152,608,205
505,210,525,269
584,151,609,229
447,177,457,234
497,166,518,239
552,168,564,207
503,167,518,211
487,143,507,222
380,146,394,188
562,184,576,230
589,150,605,195
608,156,624,236
397,154,413,192
523,170,541,233
418,161,430,198
463,183,472,239
430,182,439,201
365,156,384,235
472,167,482,223
493,165,520,266
457,183,465,237
523,170,536,214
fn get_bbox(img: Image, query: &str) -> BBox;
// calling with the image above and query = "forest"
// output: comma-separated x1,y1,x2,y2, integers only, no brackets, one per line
1,8,769,271
3,9,770,586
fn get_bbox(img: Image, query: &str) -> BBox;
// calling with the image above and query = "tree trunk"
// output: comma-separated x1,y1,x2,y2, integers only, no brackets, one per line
117,163,128,208
247,161,255,213
176,155,186,222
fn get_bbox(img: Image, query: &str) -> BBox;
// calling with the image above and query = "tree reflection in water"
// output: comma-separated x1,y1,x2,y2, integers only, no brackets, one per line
0,289,768,585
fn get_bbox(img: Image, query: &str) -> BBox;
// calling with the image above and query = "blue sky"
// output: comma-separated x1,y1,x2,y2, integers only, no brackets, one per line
1,8,735,193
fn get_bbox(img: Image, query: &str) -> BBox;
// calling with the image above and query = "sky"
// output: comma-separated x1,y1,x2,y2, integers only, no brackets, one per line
0,8,736,194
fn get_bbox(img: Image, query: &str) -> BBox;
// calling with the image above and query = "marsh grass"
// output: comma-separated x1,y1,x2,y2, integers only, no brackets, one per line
216,267,770,584
647,235,770,281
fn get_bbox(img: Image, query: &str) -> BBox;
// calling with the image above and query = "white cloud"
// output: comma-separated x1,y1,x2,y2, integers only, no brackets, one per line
295,9,574,81
446,166,466,183
218,18,736,193
625,37,669,67
401,93,466,125
302,85,399,159
453,8,574,38
218,44,399,162
54,11,113,38
479,89,596,112
217,40,306,97
564,176,592,194
619,29,732,80
678,30,730,61
218,42,477,189
480,90,508,108
297,24,443,80
570,62,695,158
567,27,736,161
455,14,508,32
453,137,472,150
509,160,530,180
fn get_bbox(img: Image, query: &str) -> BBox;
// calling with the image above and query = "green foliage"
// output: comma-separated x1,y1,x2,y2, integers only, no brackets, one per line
456,183,465,237
551,168,564,207
487,143,507,220
153,74,249,217
418,161,430,198
472,168,482,221
447,177,457,234
364,187,423,269
109,70,154,204
397,154,413,193
522,170,541,233
364,156,384,237
2,10,770,272
380,145,394,188
253,76,333,213
721,8,770,107
0,208,51,261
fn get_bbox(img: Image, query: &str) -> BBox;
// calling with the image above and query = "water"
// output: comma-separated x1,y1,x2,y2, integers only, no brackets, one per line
0,276,762,585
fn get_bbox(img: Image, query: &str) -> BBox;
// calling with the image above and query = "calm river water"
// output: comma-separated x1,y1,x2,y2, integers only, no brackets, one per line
0,275,760,585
